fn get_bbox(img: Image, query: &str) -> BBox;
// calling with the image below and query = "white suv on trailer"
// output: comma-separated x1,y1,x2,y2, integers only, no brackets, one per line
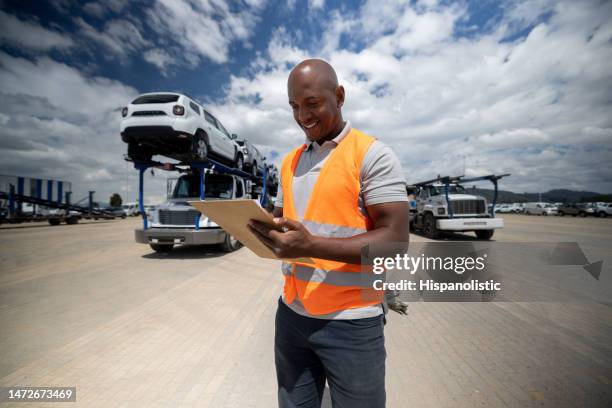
120,92,243,167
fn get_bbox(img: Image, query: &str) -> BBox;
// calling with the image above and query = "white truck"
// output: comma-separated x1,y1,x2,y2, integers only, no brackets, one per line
412,174,509,240
135,172,253,253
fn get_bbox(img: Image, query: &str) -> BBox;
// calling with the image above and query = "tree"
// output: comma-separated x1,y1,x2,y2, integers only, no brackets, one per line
110,193,122,207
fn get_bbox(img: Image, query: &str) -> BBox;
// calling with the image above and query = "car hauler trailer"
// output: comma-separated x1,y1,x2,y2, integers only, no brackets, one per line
0,175,117,225
412,174,510,240
130,155,276,253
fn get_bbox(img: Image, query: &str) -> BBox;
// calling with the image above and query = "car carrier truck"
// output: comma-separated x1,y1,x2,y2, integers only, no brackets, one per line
412,174,509,240
130,157,275,253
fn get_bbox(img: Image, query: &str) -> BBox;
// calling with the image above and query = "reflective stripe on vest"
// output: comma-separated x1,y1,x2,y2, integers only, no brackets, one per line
280,128,384,316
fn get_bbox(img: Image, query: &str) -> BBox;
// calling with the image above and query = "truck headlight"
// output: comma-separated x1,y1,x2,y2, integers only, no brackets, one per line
437,207,445,215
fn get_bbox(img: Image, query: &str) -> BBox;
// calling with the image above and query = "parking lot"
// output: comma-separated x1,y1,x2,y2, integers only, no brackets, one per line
1,215,611,407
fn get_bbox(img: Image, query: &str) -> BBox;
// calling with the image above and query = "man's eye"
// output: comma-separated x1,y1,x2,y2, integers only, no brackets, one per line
308,103,318,108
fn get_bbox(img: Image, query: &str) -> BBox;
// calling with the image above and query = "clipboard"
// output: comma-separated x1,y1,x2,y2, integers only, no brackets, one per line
189,199,313,263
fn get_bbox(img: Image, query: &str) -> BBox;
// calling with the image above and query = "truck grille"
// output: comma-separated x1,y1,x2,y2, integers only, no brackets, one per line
450,199,486,215
158,210,199,225
132,110,166,116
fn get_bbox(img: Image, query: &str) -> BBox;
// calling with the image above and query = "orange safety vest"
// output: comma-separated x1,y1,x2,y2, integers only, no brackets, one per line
280,128,384,315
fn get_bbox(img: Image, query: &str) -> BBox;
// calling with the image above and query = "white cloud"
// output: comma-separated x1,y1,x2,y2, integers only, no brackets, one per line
84,169,113,181
83,0,128,18
0,10,74,51
143,49,174,73
75,18,150,60
211,0,612,193
0,52,166,203
144,0,261,66
309,0,325,10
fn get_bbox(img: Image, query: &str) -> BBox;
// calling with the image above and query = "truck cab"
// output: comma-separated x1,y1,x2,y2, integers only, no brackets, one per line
136,173,249,253
412,175,508,240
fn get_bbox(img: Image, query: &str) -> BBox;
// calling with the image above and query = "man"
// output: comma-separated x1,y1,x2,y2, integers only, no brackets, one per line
249,59,409,408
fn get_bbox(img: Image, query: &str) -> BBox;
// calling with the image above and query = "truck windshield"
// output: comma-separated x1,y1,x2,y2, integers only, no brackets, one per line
172,174,233,199
428,185,467,195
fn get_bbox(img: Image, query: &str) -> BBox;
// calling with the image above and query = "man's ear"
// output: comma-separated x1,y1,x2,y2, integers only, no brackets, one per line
335,85,345,108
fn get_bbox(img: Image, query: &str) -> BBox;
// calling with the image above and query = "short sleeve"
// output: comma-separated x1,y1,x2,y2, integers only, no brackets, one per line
360,141,408,206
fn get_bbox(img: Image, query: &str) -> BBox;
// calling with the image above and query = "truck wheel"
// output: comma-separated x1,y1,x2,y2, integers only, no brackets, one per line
48,218,61,226
221,233,242,252
150,244,173,253
423,213,440,239
475,229,494,240
66,216,79,225
579,211,586,217
558,211,564,216
192,132,209,162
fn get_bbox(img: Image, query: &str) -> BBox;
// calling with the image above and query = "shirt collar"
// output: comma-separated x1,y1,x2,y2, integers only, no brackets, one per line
303,121,352,151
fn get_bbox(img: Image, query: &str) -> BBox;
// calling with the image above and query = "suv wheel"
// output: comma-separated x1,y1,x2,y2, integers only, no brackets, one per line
579,211,586,217
599,211,607,218
221,233,242,252
192,133,209,162
423,213,440,239
475,229,494,240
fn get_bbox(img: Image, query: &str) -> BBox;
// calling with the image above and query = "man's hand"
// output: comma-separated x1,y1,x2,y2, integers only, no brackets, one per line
248,217,315,259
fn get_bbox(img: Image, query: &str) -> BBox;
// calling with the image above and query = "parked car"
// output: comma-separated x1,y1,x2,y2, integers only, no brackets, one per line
557,203,591,217
120,92,243,168
593,202,612,217
234,135,266,176
495,203,513,213
525,202,558,215
108,207,127,219
122,202,140,216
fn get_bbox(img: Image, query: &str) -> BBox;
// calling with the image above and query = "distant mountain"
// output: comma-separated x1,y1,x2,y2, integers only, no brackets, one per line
463,187,605,203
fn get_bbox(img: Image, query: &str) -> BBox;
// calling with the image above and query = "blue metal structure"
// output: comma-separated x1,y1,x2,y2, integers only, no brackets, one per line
132,157,269,231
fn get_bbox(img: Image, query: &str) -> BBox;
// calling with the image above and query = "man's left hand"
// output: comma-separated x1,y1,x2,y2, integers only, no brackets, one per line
248,217,314,259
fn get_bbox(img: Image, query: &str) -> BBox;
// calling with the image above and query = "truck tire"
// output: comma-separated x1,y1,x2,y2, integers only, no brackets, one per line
150,243,173,253
558,211,564,216
192,132,209,162
475,229,494,240
48,218,61,226
221,233,242,252
579,211,586,217
66,216,79,225
423,213,440,240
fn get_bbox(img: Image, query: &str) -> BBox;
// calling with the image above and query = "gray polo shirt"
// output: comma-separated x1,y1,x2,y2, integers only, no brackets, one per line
275,121,408,319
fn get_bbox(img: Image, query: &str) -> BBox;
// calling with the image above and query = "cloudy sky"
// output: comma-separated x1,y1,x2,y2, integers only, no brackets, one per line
1,0,611,204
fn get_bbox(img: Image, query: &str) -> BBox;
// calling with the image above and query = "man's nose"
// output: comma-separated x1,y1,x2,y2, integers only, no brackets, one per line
298,107,313,123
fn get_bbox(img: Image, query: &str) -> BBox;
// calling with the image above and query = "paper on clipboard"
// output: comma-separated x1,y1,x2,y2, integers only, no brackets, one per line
189,199,313,264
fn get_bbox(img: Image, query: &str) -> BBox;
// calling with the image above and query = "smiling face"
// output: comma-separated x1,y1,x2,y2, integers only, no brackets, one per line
287,60,345,144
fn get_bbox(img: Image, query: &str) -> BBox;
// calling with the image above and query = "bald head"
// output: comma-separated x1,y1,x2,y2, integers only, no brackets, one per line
287,59,345,143
288,59,339,93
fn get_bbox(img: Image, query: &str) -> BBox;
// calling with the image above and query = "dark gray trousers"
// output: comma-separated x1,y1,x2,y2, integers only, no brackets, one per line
275,298,386,408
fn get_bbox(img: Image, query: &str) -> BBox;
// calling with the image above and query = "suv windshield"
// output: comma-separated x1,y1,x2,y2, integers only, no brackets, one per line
132,94,179,104
172,174,233,199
